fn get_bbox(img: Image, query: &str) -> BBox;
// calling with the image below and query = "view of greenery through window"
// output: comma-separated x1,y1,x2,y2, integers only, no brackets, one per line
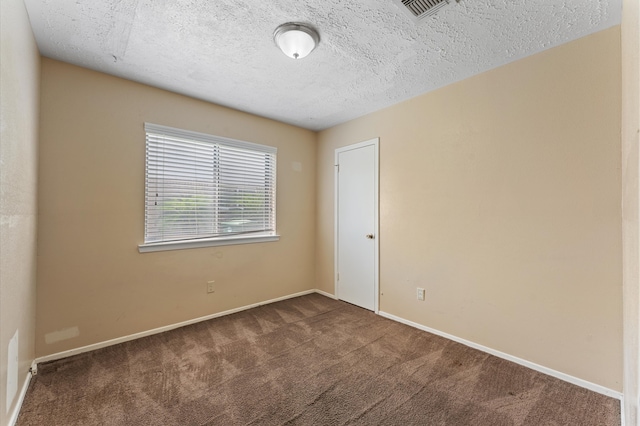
155,181,272,239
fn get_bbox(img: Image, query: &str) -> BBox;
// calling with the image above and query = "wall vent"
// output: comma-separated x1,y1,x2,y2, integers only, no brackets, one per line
393,0,459,22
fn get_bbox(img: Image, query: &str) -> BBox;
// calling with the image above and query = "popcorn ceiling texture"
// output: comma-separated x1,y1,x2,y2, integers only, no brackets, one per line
24,0,621,130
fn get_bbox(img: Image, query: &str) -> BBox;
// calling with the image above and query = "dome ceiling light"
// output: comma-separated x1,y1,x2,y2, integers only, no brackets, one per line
273,22,320,59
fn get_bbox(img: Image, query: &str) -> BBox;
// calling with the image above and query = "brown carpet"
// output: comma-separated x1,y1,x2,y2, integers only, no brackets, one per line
17,294,619,425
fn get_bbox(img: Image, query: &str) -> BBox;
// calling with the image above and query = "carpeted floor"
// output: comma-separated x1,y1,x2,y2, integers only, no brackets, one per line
17,294,619,425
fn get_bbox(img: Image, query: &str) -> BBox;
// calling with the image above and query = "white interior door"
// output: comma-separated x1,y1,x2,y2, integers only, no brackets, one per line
335,138,379,311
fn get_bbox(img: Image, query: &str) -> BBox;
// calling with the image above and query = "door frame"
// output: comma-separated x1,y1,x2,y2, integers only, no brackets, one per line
334,137,380,313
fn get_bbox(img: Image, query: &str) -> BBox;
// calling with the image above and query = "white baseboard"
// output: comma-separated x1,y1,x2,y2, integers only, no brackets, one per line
8,360,36,426
23,291,624,423
315,289,338,300
377,311,623,401
35,289,317,365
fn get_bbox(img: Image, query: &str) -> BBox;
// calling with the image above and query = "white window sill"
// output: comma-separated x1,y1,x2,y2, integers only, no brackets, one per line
138,233,280,253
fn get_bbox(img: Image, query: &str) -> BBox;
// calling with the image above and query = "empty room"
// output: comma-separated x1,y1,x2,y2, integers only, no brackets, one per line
2,0,639,425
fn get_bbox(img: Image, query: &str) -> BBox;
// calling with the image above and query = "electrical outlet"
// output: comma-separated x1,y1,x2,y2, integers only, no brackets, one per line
207,281,215,293
417,287,425,301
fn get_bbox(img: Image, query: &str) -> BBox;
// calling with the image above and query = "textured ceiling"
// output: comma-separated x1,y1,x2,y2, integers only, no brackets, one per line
23,0,621,131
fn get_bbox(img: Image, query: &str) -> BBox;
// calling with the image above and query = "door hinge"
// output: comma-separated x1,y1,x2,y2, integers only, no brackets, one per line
335,164,339,173
337,272,340,281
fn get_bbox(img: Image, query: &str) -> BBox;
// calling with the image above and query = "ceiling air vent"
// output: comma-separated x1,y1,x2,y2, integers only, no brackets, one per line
393,0,459,22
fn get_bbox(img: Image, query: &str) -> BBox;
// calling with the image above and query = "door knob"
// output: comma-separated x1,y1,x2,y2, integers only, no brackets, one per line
366,234,375,239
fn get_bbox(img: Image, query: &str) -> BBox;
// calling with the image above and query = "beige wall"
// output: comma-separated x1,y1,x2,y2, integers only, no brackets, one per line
11,10,628,417
0,0,40,422
622,0,640,422
318,27,622,391
36,59,317,357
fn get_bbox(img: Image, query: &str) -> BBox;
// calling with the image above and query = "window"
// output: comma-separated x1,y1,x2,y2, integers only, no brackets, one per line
139,123,278,252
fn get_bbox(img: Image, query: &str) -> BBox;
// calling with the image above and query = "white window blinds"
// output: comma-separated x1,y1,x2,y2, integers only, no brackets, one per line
144,123,277,244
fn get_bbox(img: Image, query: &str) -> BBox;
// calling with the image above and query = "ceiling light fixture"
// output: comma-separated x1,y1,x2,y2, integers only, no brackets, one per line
273,23,320,59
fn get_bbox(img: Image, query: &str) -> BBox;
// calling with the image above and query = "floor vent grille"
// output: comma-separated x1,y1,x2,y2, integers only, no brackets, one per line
394,0,458,21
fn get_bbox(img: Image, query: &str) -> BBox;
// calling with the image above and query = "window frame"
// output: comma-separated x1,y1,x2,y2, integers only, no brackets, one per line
138,123,279,253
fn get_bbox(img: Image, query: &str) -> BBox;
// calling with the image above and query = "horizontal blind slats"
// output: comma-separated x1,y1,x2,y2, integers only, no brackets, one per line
144,123,276,243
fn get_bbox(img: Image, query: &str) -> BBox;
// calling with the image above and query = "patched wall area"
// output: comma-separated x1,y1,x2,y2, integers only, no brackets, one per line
0,0,40,423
